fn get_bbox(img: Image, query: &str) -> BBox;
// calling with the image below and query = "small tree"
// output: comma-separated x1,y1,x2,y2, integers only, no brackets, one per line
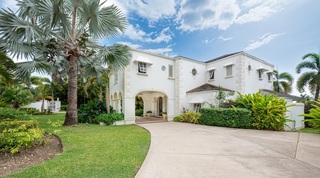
216,86,233,107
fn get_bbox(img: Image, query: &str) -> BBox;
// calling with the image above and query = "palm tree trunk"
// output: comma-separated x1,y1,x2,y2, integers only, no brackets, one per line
41,99,45,112
316,72,320,101
64,55,78,126
105,80,110,113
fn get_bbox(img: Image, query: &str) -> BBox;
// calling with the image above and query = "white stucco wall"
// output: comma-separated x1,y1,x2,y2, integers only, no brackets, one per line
122,49,176,122
285,103,305,130
175,57,207,113
243,54,274,94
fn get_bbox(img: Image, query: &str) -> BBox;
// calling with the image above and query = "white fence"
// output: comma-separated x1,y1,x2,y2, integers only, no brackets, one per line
21,99,61,112
285,102,304,131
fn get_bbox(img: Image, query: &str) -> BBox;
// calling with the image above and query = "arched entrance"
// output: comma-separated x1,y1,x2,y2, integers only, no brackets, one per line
135,91,168,123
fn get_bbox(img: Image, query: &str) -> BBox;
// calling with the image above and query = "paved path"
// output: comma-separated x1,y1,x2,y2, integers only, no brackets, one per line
136,122,320,178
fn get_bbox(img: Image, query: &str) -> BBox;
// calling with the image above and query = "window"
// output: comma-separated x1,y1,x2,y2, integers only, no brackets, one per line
268,73,272,81
226,65,233,77
192,68,197,76
258,70,263,79
138,62,147,73
194,103,201,112
168,65,173,78
209,70,215,80
114,73,118,84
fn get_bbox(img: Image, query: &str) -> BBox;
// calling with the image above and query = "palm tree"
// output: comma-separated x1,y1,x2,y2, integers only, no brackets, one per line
31,76,52,112
0,0,131,125
0,51,16,85
273,70,294,93
296,53,320,100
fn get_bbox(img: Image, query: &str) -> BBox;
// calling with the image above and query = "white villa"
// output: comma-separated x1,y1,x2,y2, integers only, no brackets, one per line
109,49,275,124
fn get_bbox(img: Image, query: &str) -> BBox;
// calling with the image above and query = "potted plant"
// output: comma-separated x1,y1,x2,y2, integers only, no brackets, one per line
146,110,152,117
95,115,106,126
161,112,167,119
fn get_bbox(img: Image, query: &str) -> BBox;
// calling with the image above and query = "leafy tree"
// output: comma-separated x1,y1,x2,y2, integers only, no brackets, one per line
0,84,34,108
296,53,320,100
273,70,294,93
0,51,16,85
0,0,131,125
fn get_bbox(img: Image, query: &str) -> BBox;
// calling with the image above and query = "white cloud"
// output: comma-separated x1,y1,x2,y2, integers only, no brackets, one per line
115,0,177,21
117,41,141,49
203,36,232,44
144,46,177,57
176,0,241,31
124,24,173,43
244,33,284,51
236,0,289,24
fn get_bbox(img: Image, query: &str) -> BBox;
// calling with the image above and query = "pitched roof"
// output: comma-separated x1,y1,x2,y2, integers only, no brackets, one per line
260,89,305,102
186,83,234,93
205,51,242,63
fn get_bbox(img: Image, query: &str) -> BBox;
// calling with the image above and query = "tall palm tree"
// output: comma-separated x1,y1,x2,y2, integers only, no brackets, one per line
296,53,320,100
273,70,294,93
0,0,131,125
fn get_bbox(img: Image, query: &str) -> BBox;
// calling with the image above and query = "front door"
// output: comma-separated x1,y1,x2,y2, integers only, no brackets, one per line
158,97,163,116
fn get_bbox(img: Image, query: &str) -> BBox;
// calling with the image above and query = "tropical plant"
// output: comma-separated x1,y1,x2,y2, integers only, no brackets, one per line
0,0,131,125
0,84,34,108
300,100,320,129
0,51,16,85
273,70,294,93
236,91,289,131
179,110,201,124
31,76,52,112
78,99,107,123
296,53,320,100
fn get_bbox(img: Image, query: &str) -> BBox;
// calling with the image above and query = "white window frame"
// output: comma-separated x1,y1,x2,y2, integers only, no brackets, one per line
209,69,215,80
226,65,233,77
138,62,147,73
258,70,263,80
168,64,174,78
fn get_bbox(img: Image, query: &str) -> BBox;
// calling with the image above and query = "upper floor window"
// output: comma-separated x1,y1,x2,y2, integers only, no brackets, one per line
226,65,233,77
267,73,273,82
168,65,174,78
209,70,215,80
258,70,263,79
138,62,147,73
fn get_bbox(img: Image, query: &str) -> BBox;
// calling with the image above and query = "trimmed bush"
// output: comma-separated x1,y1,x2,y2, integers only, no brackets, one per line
78,99,107,123
179,110,201,124
135,109,143,116
236,91,289,131
173,115,181,122
96,113,124,126
0,120,45,154
199,108,252,128
0,107,32,120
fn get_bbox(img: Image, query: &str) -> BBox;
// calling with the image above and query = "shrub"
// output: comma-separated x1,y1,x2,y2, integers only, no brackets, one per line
303,101,319,128
19,108,41,115
179,110,201,124
60,105,67,111
0,120,45,154
236,91,289,131
301,100,320,129
96,113,124,126
173,115,181,122
135,109,144,116
0,107,32,120
146,111,152,113
78,99,107,123
199,108,252,128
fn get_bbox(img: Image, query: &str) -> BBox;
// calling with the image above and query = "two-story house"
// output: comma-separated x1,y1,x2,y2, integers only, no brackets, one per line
110,49,274,124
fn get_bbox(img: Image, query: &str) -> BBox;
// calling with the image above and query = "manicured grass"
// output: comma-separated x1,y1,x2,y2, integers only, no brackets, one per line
300,128,320,134
7,114,151,178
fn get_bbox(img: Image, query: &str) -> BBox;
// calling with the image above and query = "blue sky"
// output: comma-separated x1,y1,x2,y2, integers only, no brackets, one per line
1,0,319,96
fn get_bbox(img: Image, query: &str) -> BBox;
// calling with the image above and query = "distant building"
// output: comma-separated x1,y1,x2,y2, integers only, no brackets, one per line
110,49,274,124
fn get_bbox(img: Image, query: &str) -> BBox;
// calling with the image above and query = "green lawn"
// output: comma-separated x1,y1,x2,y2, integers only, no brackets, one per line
7,114,151,178
300,128,320,134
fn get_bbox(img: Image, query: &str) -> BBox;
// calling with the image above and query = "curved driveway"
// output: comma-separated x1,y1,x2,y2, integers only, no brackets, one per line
136,122,320,178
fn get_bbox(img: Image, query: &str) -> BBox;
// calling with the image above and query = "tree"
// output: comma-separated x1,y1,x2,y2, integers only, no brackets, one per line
296,53,320,100
0,0,131,125
0,51,16,85
31,76,52,112
273,70,294,93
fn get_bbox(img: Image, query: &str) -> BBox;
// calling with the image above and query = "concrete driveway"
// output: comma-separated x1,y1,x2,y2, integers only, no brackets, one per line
136,122,320,178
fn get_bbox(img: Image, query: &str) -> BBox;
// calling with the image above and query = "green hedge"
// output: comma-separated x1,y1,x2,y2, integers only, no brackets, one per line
199,108,252,128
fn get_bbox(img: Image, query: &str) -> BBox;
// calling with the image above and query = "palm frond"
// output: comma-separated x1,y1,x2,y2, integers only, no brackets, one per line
279,81,292,93
296,71,317,93
101,44,131,71
302,53,320,70
279,72,294,84
296,61,317,74
15,58,51,79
